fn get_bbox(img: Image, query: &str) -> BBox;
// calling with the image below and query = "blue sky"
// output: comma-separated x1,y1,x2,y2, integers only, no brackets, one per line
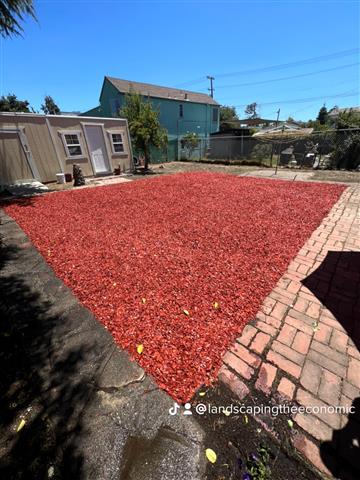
1,0,359,121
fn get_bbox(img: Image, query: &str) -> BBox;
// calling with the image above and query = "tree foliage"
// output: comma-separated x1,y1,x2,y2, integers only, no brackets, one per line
316,105,328,125
181,132,200,159
120,91,167,170
220,105,239,131
0,93,31,112
41,95,61,115
330,110,360,170
334,110,360,129
0,0,36,37
244,102,258,119
304,119,329,131
331,132,360,170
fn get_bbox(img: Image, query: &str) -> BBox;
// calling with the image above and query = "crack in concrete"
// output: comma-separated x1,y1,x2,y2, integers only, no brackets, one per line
96,371,146,393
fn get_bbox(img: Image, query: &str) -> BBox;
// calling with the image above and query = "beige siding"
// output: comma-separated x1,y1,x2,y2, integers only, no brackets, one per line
0,132,33,184
21,119,60,182
106,126,132,172
50,118,94,177
0,114,132,184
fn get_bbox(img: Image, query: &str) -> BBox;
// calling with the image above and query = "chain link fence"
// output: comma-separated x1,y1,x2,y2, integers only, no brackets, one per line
177,128,360,170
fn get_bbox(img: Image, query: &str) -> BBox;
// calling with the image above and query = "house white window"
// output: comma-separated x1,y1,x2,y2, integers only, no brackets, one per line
61,132,83,157
109,131,125,154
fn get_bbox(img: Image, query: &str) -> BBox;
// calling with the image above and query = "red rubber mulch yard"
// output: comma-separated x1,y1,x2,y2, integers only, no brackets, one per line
4,173,345,402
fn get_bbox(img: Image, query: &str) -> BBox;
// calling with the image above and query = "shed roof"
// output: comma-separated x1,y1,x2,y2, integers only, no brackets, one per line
104,76,219,106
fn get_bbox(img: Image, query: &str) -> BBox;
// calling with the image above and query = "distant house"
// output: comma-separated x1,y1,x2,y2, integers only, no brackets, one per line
60,111,81,116
253,121,310,136
328,106,360,119
82,76,220,161
0,112,133,187
236,118,279,129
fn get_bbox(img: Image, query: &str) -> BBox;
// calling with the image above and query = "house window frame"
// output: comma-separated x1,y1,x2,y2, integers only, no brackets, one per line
109,98,121,117
107,130,127,155
60,130,84,158
179,104,184,118
212,107,219,122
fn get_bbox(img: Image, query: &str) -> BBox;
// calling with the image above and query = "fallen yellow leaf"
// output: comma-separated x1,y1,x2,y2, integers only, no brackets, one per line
183,309,190,316
141,298,146,304
213,302,219,309
205,448,217,463
199,391,206,397
136,344,144,354
16,419,26,432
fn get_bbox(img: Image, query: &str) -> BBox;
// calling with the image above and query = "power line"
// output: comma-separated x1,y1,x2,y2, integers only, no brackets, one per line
216,62,359,89
215,48,359,79
218,78,358,101
174,48,359,87
233,90,359,108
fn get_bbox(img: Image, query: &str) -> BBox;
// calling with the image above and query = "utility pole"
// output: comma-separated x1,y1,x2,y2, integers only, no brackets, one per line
275,108,280,126
275,124,285,175
270,108,281,167
207,75,215,98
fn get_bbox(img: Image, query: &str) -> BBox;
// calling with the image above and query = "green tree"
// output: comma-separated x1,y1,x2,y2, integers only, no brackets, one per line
330,110,360,169
335,109,360,129
120,91,167,171
0,93,31,112
41,95,61,115
304,119,328,131
220,105,239,131
245,102,258,119
316,105,328,125
181,132,200,159
0,0,36,37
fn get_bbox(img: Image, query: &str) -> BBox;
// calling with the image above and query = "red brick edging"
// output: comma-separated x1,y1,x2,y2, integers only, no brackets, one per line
218,185,360,478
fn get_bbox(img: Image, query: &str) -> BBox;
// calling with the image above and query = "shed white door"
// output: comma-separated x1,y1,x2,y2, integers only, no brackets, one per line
84,125,110,174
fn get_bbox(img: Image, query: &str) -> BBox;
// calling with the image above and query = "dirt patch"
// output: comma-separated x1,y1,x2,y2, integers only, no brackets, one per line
133,161,259,178
311,170,360,183
136,162,360,184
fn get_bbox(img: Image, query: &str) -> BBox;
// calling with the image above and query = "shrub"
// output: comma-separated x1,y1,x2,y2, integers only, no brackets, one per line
331,133,360,170
251,143,272,162
181,132,201,159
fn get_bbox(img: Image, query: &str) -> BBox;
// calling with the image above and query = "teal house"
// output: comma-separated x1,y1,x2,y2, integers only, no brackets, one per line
82,76,220,161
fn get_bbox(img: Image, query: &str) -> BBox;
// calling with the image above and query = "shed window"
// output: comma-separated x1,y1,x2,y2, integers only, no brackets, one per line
110,132,125,153
179,104,183,118
63,133,83,157
212,108,219,122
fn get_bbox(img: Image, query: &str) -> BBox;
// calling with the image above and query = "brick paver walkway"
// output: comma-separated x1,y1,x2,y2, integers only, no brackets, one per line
218,185,360,478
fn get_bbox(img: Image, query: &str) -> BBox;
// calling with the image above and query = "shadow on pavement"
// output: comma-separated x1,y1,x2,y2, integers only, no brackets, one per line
302,251,360,479
0,212,206,480
0,231,110,478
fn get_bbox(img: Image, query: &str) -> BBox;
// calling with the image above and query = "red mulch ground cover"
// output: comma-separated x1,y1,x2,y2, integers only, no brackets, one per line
4,173,345,402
